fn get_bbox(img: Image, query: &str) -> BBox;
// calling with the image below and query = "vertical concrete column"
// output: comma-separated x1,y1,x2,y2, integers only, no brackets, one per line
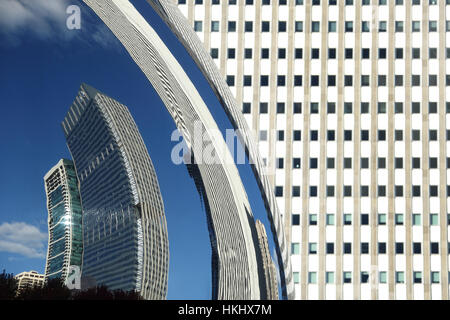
284,0,296,247
368,1,379,301
404,0,413,301
235,0,245,111
268,1,280,198
252,1,262,136
438,0,449,301
387,0,396,301
301,0,312,300
421,0,431,301
335,0,345,301
188,0,194,25
318,0,329,301
219,0,228,75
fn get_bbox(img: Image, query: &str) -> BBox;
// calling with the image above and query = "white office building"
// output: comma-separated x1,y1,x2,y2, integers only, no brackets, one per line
15,271,45,293
176,0,450,300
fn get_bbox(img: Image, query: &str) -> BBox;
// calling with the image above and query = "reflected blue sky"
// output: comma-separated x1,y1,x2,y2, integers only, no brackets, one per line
0,0,278,299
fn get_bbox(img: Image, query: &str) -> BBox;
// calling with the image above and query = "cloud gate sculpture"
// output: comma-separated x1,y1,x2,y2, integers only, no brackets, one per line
81,0,293,299
146,0,294,300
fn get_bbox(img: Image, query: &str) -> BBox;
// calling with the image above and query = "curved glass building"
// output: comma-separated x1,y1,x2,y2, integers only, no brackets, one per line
62,83,169,299
44,159,83,281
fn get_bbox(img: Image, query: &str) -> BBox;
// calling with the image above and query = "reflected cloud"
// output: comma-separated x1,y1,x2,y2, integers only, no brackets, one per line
0,0,120,50
0,222,47,259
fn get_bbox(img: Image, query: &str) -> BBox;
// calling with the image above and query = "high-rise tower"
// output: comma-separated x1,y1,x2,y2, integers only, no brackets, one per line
176,0,450,300
62,83,169,299
44,159,83,282
255,219,279,300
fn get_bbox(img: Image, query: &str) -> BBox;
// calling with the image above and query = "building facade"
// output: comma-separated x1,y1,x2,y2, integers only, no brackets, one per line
62,83,169,299
255,219,279,300
15,271,45,293
44,159,83,282
177,0,450,300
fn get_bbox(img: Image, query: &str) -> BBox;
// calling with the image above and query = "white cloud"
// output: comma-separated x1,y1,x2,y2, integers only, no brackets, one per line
0,0,71,40
91,23,120,49
0,0,120,49
0,222,47,259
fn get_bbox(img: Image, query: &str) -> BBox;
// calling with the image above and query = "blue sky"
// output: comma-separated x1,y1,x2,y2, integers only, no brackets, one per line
0,0,278,299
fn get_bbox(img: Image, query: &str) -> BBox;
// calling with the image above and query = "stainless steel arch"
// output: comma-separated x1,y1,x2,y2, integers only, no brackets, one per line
81,0,265,299
145,0,294,300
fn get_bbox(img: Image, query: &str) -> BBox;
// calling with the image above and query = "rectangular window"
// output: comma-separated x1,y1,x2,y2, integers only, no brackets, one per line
326,214,335,226
378,242,386,254
291,243,300,255
361,272,369,283
293,272,300,284
431,272,440,284
312,21,320,32
326,272,335,284
396,272,405,283
309,214,317,225
430,214,439,226
328,21,337,32
345,21,353,32
194,21,203,32
261,21,270,32
228,21,236,32
308,272,317,284
395,214,404,225
413,214,421,226
259,102,268,114
292,214,300,226
414,272,422,284
211,21,220,32
343,272,352,283
292,186,300,197
309,243,317,254
379,272,387,284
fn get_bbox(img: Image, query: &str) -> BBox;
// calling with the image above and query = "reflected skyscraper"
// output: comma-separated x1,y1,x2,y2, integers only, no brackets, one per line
44,159,83,282
62,83,169,299
255,219,279,300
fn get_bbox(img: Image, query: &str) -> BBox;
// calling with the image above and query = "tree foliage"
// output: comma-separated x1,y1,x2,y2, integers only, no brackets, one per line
72,285,142,300
0,270,142,300
0,270,18,300
16,278,72,300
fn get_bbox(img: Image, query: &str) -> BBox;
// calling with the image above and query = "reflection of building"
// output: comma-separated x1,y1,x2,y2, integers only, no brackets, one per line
15,271,44,293
255,220,279,300
82,0,264,299
62,83,169,300
44,159,83,282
